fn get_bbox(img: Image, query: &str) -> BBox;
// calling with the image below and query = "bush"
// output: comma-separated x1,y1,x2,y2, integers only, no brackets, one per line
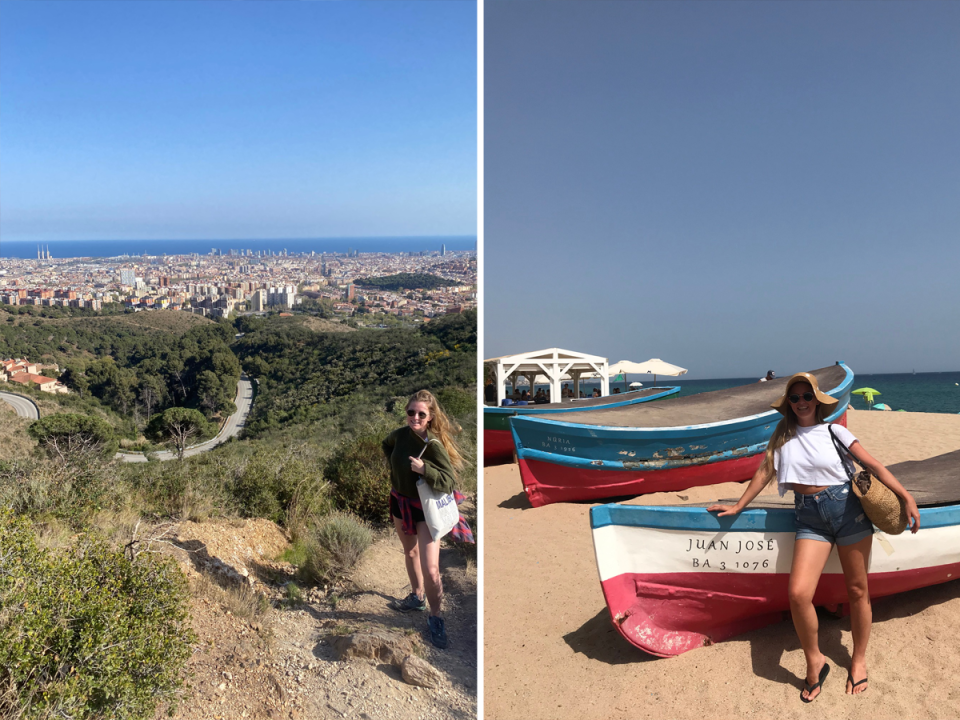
0,510,195,720
301,512,373,585
324,431,392,524
27,413,118,463
0,458,112,527
435,386,475,419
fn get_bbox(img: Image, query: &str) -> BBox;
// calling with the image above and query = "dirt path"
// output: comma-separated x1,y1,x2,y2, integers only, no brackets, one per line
159,517,477,720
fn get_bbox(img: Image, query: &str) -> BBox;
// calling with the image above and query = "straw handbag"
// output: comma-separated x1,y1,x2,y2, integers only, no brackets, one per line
829,426,908,535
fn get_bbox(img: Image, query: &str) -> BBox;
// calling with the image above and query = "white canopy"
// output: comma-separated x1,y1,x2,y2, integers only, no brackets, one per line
485,348,610,403
628,358,688,384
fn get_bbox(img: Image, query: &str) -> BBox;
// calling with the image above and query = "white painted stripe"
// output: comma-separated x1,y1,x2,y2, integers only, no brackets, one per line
593,524,960,582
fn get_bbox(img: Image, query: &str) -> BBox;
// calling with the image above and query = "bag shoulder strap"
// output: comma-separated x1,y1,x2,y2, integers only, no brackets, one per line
828,424,856,480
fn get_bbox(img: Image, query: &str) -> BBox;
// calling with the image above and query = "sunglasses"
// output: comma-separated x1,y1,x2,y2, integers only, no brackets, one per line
406,410,429,419
787,392,815,404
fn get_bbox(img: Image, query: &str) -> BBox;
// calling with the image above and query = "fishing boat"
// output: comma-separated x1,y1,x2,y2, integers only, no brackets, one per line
509,363,854,507
591,448,960,657
484,386,680,465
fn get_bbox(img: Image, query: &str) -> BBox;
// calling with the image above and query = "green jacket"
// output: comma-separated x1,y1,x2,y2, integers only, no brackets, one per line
382,426,456,499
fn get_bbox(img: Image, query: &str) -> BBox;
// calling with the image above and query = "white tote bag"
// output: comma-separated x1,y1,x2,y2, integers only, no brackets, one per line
415,440,459,541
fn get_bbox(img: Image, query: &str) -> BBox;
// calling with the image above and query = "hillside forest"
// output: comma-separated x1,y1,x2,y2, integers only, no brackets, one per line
0,304,477,719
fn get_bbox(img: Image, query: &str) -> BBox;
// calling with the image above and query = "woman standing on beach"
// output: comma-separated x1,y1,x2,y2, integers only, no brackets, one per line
708,372,920,702
382,389,471,649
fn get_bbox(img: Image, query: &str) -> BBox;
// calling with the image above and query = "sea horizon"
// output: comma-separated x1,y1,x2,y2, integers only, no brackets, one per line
0,235,477,260
523,370,960,414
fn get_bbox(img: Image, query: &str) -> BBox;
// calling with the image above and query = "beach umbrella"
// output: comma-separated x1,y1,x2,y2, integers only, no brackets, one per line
628,358,689,385
872,403,892,411
852,387,881,404
629,382,643,388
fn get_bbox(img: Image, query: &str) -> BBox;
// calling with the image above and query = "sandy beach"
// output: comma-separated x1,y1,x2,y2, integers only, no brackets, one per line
484,411,960,719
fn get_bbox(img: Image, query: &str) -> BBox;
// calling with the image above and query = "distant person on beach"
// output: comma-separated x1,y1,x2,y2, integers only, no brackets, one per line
592,388,601,397
383,390,474,649
484,381,496,404
760,370,776,382
708,373,919,702
562,384,573,398
579,390,585,398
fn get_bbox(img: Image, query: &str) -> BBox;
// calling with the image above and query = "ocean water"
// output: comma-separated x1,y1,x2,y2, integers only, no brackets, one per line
0,236,476,260
530,371,960,415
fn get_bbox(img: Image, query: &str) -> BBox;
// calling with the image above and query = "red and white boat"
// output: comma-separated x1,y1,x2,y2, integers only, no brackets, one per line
591,448,960,657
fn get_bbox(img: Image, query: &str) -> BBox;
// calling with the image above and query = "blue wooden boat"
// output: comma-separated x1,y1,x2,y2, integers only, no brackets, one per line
510,363,854,507
484,386,680,465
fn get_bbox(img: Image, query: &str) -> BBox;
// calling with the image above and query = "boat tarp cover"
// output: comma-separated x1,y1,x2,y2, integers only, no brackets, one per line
535,365,847,428
718,448,960,508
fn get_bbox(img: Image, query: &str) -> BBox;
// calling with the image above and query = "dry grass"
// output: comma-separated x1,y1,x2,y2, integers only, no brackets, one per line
0,405,36,460
192,573,274,626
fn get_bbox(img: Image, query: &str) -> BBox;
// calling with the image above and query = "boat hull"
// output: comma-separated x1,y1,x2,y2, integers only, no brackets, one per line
484,387,680,466
512,363,853,505
591,503,960,657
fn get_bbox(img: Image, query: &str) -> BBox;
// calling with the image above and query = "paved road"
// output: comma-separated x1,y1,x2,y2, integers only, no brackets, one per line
118,375,254,463
0,391,40,420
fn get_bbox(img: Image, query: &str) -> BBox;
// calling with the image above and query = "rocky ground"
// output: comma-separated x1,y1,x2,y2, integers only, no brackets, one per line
153,514,477,720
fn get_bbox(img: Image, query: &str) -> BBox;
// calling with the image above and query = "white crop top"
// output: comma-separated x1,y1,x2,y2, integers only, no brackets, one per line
774,423,858,497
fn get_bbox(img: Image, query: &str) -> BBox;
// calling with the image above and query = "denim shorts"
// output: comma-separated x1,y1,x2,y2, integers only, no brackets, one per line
794,483,874,546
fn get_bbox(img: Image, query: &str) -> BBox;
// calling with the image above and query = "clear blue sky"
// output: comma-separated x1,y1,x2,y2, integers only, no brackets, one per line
485,1,960,378
1,0,476,242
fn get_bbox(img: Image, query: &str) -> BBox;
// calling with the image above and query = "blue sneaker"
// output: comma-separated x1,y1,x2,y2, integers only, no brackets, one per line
428,615,447,649
389,593,426,613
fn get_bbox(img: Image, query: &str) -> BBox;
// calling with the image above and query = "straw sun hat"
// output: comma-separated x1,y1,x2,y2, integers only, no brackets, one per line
770,372,838,416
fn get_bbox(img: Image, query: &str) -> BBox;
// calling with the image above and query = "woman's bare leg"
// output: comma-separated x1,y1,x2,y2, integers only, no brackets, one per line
393,516,424,599
789,538,834,700
837,535,872,694
416,521,443,615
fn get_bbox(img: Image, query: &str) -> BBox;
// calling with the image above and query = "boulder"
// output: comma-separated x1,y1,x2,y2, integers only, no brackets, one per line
330,631,414,666
401,655,443,688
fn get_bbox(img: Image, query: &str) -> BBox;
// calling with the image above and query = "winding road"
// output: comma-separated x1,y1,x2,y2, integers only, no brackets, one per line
0,391,40,420
117,375,254,462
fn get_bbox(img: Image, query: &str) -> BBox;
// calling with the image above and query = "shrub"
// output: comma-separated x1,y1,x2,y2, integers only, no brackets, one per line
27,413,118,463
0,458,112,527
324,431,391,524
301,512,373,585
0,510,195,720
435,386,475,419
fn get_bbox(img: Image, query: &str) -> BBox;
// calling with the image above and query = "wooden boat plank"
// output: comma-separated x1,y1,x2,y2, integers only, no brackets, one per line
714,448,960,508
542,364,846,428
483,385,666,410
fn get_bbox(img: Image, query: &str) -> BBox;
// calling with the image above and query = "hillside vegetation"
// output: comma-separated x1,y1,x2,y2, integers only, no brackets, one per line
0,305,477,718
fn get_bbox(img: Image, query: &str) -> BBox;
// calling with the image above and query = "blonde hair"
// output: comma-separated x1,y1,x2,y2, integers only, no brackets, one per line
760,383,832,483
407,390,464,472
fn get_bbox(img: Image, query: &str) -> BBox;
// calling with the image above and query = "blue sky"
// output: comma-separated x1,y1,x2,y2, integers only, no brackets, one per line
485,1,960,378
1,1,477,242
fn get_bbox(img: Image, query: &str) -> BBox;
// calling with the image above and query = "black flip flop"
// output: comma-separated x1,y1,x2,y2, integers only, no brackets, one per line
801,663,830,703
847,673,869,694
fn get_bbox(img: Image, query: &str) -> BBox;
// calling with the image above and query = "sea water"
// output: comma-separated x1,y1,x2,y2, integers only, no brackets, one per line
533,371,960,414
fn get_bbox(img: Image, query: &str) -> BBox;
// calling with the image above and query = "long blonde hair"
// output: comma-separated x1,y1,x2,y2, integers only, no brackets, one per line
408,390,464,472
760,387,832,484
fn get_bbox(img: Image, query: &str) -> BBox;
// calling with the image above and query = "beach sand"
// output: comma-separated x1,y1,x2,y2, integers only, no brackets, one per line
483,411,960,719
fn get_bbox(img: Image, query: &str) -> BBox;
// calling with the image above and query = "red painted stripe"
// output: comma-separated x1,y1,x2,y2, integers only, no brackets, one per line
519,453,764,507
600,559,960,657
519,411,849,507
484,429,516,466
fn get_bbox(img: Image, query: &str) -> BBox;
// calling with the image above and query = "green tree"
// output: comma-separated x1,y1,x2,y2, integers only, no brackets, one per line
148,407,209,460
27,414,118,464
